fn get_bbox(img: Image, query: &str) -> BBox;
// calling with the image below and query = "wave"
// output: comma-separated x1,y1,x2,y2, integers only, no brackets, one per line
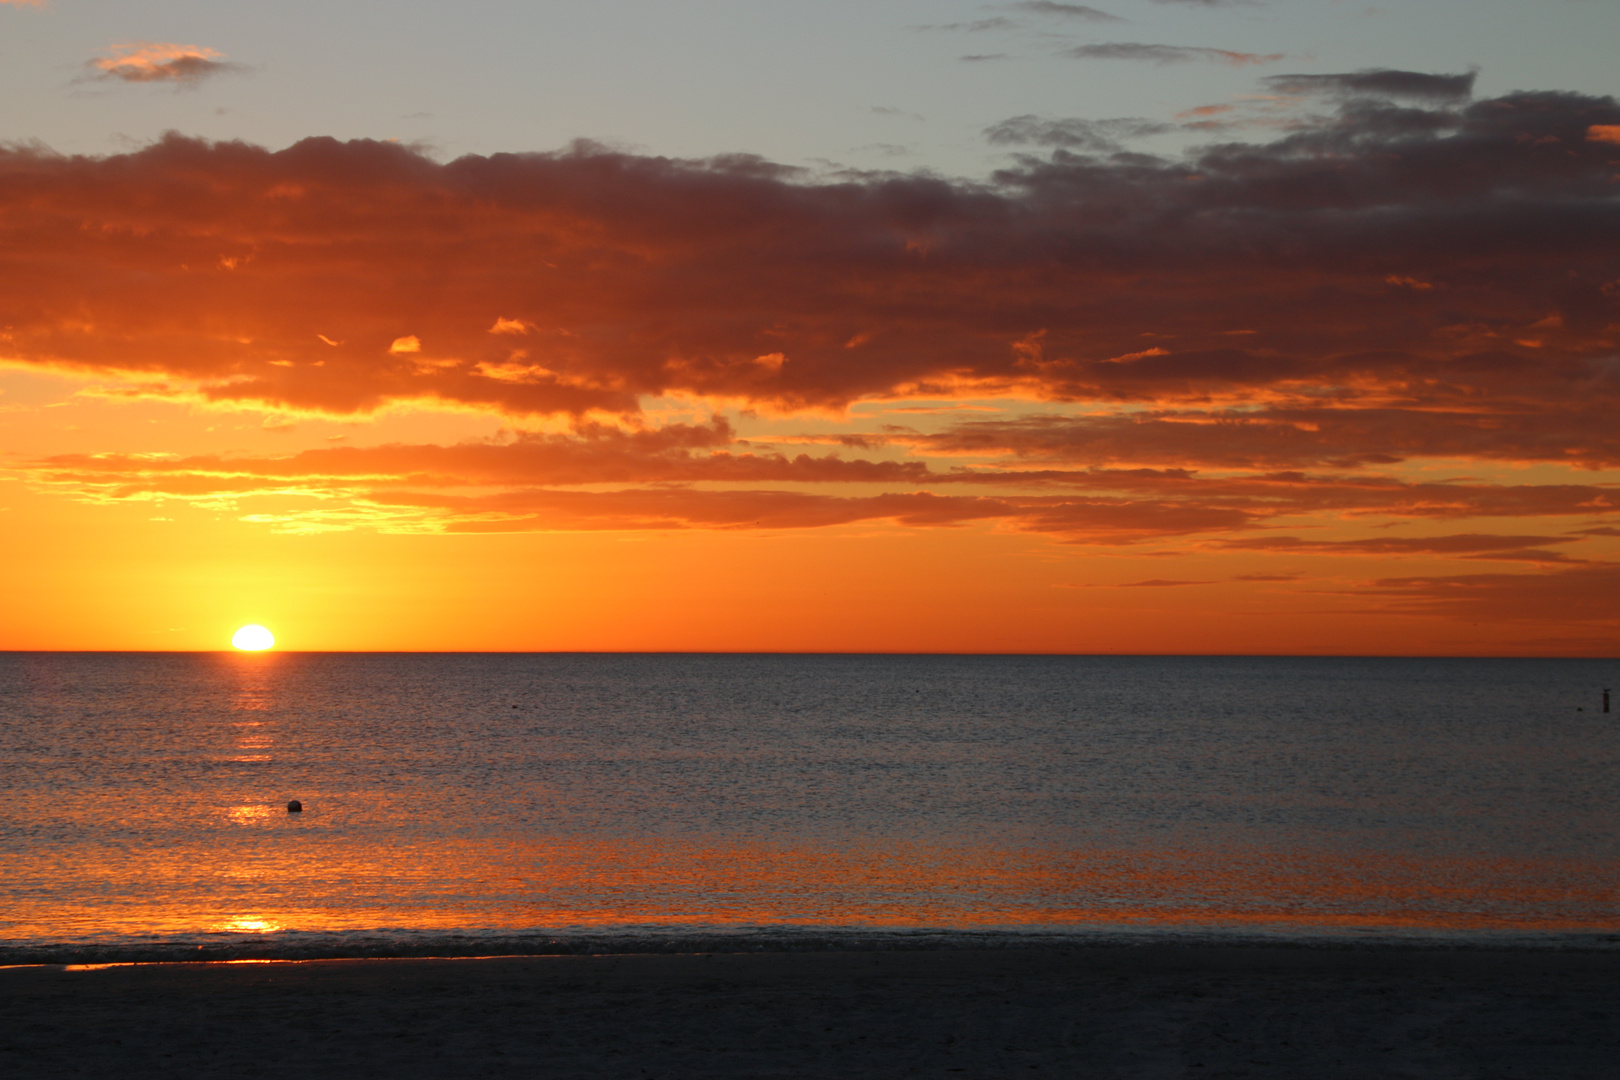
5,923,1617,967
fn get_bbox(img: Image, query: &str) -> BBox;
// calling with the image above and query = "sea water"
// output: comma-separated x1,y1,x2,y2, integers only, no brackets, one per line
2,653,1616,961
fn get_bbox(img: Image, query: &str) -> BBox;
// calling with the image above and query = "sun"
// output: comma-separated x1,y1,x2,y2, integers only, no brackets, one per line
231,625,276,651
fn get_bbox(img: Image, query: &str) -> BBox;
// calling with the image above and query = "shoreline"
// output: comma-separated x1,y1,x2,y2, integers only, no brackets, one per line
4,923,1618,969
5,944,1617,1078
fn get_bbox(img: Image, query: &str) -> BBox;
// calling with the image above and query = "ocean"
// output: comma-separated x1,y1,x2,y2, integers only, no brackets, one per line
2,653,1616,962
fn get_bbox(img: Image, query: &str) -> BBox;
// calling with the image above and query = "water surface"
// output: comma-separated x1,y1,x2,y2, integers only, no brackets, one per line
2,653,1616,959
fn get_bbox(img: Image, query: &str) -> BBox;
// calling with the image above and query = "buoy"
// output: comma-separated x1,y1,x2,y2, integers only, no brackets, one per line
287,799,303,813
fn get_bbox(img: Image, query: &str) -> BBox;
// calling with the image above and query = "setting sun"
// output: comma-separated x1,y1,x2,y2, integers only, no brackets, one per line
231,625,275,651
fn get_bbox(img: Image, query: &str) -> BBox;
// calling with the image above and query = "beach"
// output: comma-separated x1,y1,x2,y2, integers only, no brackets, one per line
4,945,1617,1078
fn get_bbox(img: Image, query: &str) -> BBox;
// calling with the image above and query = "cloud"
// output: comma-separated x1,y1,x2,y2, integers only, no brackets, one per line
23,438,1267,540
913,398,1620,471
1216,533,1585,564
88,42,246,86
0,88,1615,440
914,18,1016,32
1009,3,1122,21
1364,563,1620,625
22,419,1618,544
1063,43,1283,65
1263,69,1477,102
983,115,1173,151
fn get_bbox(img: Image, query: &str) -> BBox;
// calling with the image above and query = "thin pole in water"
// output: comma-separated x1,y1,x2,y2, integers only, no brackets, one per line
1605,688,1611,714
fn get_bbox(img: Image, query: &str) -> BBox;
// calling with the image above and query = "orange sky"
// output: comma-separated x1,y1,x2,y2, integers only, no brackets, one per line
3,94,1619,654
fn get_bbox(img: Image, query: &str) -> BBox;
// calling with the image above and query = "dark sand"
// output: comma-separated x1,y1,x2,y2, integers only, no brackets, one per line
3,946,1616,1078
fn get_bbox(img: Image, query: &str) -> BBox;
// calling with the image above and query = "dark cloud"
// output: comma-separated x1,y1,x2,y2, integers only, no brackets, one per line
1063,43,1284,65
983,115,1173,151
914,398,1620,470
1009,3,1123,21
915,18,1015,32
1216,534,1584,564
1264,69,1477,102
1365,563,1620,624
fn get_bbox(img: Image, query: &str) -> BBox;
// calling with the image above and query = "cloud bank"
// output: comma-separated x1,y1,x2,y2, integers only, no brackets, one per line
2,86,1613,424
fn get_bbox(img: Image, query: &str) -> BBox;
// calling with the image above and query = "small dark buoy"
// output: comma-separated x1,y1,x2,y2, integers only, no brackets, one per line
286,799,302,813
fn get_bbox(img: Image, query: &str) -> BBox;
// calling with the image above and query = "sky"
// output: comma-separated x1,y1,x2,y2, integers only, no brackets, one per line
1,0,1617,654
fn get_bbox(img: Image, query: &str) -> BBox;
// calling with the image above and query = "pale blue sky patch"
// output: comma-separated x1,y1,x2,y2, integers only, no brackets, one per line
0,0,1613,177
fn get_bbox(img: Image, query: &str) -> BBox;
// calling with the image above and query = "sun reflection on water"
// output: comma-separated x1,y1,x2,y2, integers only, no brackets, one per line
215,917,283,934
223,667,278,762
225,805,274,825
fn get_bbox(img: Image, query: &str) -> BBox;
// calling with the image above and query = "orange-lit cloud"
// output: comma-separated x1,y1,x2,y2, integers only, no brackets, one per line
1216,533,1585,564
88,42,245,86
909,402,1620,470
0,87,1613,423
20,425,1617,539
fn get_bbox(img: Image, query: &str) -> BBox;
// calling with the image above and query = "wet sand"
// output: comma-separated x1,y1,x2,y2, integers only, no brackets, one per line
3,946,1616,1078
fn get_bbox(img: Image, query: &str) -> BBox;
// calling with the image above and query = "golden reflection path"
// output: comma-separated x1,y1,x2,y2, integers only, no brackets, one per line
7,653,1617,948
6,835,1616,940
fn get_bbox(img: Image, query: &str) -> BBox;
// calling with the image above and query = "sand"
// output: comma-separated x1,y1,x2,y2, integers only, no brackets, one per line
3,946,1616,1078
